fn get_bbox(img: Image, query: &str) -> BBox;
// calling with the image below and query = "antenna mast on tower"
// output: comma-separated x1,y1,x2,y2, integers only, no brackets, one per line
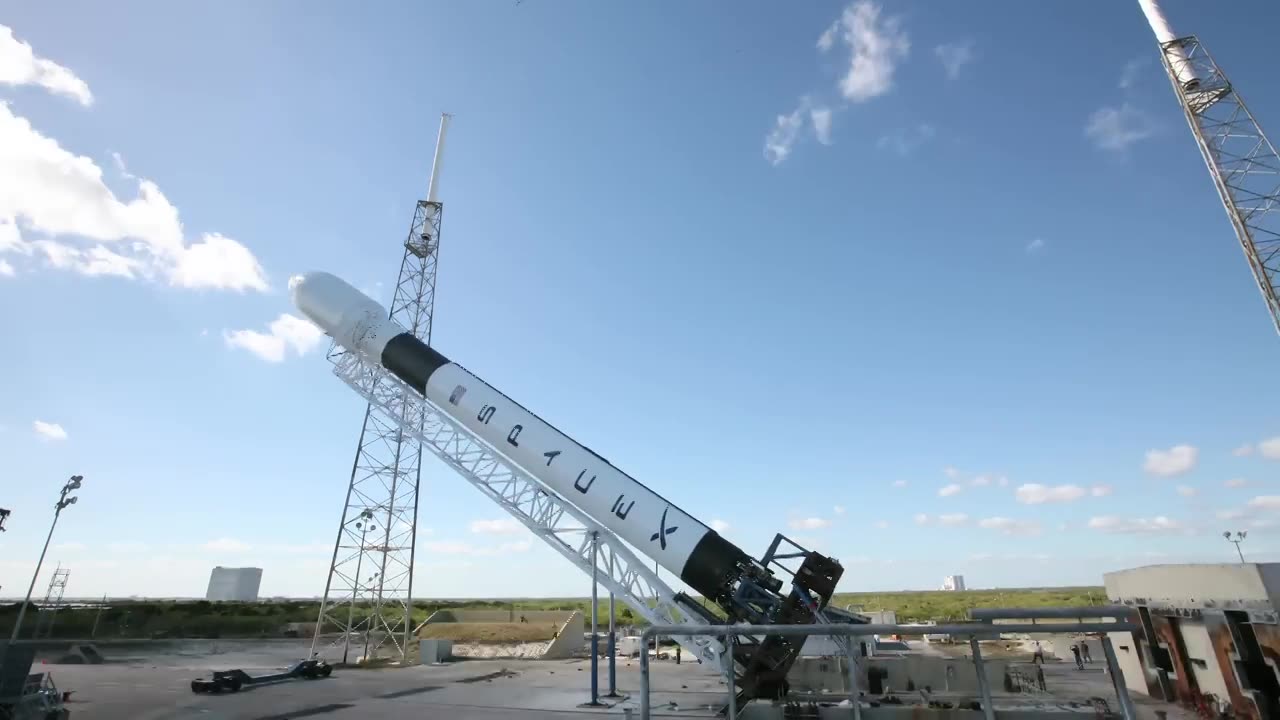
311,113,452,664
1139,0,1280,335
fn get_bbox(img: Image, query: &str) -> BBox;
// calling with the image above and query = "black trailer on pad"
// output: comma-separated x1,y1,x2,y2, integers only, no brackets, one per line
190,658,332,693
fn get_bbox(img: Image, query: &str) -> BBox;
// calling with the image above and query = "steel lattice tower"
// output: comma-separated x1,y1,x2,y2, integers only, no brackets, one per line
311,114,451,664
35,565,69,639
1146,4,1280,335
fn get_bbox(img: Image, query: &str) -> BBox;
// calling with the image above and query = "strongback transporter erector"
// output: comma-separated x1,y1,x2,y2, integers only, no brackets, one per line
292,271,856,706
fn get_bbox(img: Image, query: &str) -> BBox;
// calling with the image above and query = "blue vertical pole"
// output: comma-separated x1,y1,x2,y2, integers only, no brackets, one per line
607,591,618,696
590,532,600,705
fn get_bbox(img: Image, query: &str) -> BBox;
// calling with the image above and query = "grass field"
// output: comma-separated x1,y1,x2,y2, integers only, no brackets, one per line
0,587,1106,640
419,622,561,644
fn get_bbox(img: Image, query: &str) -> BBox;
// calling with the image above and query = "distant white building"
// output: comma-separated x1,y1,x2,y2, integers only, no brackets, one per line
942,574,966,591
206,567,262,601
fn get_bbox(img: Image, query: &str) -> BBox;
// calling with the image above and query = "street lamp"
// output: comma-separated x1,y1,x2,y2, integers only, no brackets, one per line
1224,530,1247,562
7,475,83,645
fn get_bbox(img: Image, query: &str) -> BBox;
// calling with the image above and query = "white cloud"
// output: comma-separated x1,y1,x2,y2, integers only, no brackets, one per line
915,513,968,528
789,517,831,530
1143,444,1198,477
832,505,846,515
1118,57,1146,89
1176,485,1198,497
877,124,934,155
224,313,324,363
1086,103,1157,152
817,23,837,53
891,479,908,488
0,258,12,277
469,518,524,535
810,106,833,145
765,98,834,164
1258,437,1280,460
202,538,251,552
1087,516,1184,534
32,419,67,440
169,233,268,291
1234,444,1256,457
764,103,805,166
1091,485,1113,497
873,520,890,529
1226,478,1249,489
1015,483,1086,504
0,24,92,105
1248,496,1280,511
711,519,730,532
1026,238,1046,253
943,467,961,479
978,517,1041,536
970,473,1004,487
934,42,974,79
823,1,909,103
0,103,268,291
938,483,963,497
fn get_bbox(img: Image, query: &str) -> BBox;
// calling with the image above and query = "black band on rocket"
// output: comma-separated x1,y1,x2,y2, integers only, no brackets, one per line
381,333,450,394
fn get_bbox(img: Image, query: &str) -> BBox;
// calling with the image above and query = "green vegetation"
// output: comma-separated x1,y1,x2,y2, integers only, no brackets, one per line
830,587,1106,622
0,587,1104,640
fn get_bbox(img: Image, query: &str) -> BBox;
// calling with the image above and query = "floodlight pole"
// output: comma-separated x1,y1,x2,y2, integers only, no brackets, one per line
8,476,82,645
1224,530,1247,562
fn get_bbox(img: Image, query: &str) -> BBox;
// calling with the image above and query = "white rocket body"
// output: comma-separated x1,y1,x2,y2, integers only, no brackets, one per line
292,272,721,586
1137,0,1198,90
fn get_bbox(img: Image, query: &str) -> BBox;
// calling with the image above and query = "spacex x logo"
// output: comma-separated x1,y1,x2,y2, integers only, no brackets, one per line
650,506,678,549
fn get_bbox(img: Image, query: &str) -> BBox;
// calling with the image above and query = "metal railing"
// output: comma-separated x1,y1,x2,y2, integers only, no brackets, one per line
638,617,1140,720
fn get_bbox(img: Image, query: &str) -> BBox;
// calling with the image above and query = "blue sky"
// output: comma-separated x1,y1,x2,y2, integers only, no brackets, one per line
3,0,1280,600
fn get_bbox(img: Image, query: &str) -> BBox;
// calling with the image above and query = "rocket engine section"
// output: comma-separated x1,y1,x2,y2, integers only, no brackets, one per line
292,271,848,705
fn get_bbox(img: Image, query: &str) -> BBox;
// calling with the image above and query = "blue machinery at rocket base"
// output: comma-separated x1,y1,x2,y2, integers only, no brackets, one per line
293,271,862,707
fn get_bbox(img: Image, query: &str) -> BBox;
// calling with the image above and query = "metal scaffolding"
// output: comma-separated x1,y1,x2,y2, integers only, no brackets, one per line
1157,34,1280,336
310,114,450,664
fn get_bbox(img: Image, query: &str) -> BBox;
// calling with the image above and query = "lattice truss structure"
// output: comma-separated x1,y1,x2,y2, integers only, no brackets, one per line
311,199,442,663
329,348,732,670
1159,35,1280,335
36,566,70,639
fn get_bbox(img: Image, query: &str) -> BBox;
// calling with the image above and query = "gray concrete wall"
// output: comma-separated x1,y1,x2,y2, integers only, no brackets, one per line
1107,630,1150,698
541,611,585,660
1178,618,1232,700
422,609,574,625
1104,563,1271,605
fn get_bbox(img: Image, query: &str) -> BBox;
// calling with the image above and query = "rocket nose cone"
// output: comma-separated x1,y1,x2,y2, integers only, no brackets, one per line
290,271,379,338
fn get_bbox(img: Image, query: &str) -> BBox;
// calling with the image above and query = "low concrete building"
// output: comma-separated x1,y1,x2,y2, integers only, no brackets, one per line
1105,563,1280,720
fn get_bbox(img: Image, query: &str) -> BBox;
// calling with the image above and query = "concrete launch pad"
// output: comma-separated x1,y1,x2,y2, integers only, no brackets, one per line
27,638,1198,720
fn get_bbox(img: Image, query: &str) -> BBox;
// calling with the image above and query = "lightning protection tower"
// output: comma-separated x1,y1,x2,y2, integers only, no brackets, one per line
1139,0,1280,336
311,113,452,664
